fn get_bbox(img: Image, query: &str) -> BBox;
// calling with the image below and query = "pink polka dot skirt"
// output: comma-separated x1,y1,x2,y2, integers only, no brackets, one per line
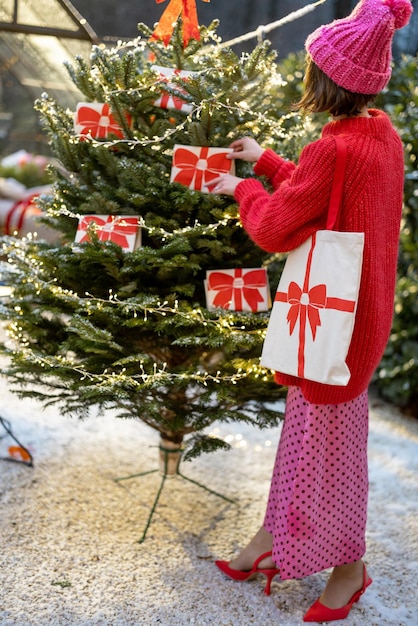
264,385,369,580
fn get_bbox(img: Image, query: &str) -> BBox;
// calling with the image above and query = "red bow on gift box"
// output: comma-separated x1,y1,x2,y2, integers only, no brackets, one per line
172,146,232,191
78,216,139,248
208,269,268,312
152,0,210,47
76,104,128,140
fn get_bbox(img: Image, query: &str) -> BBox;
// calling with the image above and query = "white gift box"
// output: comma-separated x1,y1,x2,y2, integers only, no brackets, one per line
205,268,270,312
151,65,194,113
74,215,142,251
170,144,235,193
74,103,131,140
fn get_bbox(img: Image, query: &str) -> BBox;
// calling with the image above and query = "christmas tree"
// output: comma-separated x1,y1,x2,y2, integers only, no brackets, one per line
0,9,309,466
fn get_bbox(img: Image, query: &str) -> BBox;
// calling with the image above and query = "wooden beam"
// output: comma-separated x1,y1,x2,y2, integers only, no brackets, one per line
0,0,99,43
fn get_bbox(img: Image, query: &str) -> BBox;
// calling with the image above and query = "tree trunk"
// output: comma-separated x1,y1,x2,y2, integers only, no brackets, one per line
158,436,182,476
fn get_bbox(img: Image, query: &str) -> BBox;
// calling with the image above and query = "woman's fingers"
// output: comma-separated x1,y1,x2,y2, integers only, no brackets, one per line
228,137,264,163
206,174,243,195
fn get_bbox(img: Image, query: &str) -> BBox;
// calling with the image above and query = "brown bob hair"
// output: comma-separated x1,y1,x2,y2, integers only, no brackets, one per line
296,56,376,117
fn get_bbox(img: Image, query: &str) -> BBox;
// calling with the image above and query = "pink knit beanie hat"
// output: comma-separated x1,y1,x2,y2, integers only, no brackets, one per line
305,0,413,94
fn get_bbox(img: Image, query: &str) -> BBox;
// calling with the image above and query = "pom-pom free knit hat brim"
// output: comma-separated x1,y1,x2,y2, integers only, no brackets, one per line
305,0,413,94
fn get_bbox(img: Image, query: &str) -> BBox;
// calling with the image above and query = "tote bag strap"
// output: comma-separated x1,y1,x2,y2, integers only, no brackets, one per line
326,136,347,231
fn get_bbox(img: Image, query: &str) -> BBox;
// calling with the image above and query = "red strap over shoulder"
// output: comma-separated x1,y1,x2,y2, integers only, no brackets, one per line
326,136,347,231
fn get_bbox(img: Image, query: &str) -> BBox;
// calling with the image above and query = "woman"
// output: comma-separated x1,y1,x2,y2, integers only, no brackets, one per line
209,0,413,621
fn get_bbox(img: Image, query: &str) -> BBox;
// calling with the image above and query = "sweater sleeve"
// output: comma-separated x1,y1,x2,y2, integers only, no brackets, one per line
235,136,338,253
253,148,297,187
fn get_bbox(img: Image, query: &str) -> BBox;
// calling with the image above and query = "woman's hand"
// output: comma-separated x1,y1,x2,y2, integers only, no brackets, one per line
206,137,264,195
228,137,264,163
207,174,244,196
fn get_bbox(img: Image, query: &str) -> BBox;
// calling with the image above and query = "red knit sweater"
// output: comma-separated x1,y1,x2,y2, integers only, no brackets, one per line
235,110,405,404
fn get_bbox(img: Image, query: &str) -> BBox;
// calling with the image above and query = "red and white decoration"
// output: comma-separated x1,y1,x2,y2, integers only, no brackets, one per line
170,145,235,193
205,268,270,312
0,183,57,242
74,103,131,140
151,65,194,113
261,230,364,385
3,193,42,236
1,149,48,172
75,215,142,251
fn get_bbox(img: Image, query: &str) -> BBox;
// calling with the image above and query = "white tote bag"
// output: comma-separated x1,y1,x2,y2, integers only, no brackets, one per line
260,137,364,386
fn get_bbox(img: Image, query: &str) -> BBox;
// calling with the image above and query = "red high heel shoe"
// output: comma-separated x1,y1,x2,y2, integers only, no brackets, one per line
303,563,372,622
215,551,280,596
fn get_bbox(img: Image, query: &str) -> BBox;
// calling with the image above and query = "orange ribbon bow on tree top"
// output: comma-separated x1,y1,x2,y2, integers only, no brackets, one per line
152,0,210,47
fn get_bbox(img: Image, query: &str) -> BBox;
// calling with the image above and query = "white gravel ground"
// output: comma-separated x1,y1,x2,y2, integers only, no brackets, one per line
0,374,417,626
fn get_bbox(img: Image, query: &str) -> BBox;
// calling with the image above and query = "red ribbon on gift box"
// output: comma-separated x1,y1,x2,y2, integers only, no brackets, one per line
172,146,231,191
208,268,268,312
78,216,139,248
156,69,188,110
152,0,210,47
76,104,129,140
4,193,41,236
274,233,355,378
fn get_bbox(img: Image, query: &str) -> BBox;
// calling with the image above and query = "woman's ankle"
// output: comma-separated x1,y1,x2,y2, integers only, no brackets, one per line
252,525,274,550
228,526,274,570
319,560,365,609
332,560,364,581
